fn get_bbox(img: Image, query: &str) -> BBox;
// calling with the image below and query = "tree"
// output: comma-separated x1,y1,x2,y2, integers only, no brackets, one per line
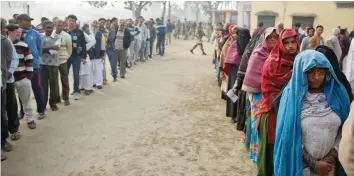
84,1,152,18
124,1,152,18
161,1,167,19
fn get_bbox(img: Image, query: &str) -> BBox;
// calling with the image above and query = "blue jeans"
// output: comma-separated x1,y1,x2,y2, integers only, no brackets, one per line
139,40,146,60
67,55,81,93
30,69,45,113
107,48,118,79
158,35,166,56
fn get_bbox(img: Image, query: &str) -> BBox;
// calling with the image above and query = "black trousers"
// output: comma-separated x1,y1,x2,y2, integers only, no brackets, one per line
6,83,20,134
1,87,8,147
150,39,154,56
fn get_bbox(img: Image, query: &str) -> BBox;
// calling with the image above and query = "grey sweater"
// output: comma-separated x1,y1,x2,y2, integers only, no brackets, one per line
1,35,13,89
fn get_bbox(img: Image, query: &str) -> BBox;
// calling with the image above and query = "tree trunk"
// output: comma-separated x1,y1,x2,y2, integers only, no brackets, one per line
134,7,142,18
161,1,166,19
168,1,171,20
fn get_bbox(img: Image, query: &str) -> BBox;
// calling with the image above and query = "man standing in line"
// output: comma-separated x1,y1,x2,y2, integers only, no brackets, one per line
16,14,46,119
1,18,13,160
299,25,311,44
138,16,148,62
106,17,119,81
4,24,22,134
115,19,132,79
308,25,325,49
155,18,167,56
166,19,173,46
64,14,87,100
40,20,61,111
126,18,140,66
53,19,72,106
7,24,36,132
149,19,156,58
98,18,109,85
92,18,107,89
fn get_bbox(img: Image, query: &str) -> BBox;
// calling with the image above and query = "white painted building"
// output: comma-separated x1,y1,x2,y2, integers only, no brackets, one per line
211,1,251,29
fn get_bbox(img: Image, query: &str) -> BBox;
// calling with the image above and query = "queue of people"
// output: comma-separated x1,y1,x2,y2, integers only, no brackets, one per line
1,13,170,161
212,21,354,175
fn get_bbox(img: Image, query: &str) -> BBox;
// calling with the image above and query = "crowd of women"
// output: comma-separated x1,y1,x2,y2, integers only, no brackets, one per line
212,22,354,175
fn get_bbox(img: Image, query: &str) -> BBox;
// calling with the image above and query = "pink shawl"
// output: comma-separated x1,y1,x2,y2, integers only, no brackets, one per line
242,27,277,93
223,40,241,76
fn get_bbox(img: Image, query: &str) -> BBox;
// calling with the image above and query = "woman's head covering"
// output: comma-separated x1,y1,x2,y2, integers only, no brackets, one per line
274,50,350,176
315,45,353,102
223,40,241,76
332,28,340,36
257,29,299,143
242,27,278,93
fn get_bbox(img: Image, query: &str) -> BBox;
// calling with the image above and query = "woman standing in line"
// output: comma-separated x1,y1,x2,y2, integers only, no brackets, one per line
257,29,299,176
242,27,278,164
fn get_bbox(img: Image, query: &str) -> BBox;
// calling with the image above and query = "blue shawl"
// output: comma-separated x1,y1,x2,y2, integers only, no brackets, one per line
274,50,350,176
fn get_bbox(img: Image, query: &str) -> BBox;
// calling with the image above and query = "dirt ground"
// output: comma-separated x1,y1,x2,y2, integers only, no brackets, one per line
1,40,256,176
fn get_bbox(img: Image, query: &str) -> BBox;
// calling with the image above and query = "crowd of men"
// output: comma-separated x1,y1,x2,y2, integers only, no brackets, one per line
0,13,177,161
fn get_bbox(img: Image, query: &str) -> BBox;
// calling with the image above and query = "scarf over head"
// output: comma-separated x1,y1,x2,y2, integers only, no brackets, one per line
316,45,354,102
242,27,278,93
274,50,350,176
258,29,299,143
223,40,241,76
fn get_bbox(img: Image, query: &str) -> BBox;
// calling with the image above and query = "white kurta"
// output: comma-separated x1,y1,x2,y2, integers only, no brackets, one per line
345,39,354,90
79,32,95,90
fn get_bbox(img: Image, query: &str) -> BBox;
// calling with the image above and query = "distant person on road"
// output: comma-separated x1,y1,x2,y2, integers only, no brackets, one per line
155,18,166,56
166,19,173,46
190,22,207,55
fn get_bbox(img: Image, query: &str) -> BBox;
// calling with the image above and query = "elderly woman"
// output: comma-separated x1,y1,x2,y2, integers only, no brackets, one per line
241,27,278,164
274,50,350,176
257,29,299,175
326,28,342,61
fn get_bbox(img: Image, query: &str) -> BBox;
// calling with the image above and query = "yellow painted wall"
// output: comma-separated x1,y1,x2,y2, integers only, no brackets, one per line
225,11,231,24
251,1,354,39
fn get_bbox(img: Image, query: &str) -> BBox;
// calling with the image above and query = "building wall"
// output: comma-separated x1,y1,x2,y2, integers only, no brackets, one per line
251,1,354,38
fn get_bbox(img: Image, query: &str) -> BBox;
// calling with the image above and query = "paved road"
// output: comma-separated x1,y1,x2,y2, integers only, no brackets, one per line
1,40,256,176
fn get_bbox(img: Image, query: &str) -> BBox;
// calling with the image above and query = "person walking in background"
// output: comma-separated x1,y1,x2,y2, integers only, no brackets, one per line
190,22,207,55
40,20,61,111
114,19,132,79
166,19,173,46
53,19,72,106
64,14,87,100
16,14,46,119
7,23,35,133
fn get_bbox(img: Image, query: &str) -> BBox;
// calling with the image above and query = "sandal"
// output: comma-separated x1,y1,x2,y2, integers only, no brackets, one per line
1,153,7,161
2,141,13,152
10,132,21,141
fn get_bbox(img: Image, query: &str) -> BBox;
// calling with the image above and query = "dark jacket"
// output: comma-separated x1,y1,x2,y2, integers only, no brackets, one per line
122,28,132,49
1,36,13,89
64,28,87,59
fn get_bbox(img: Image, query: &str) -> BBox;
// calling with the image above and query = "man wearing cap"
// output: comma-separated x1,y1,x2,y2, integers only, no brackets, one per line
16,14,46,120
